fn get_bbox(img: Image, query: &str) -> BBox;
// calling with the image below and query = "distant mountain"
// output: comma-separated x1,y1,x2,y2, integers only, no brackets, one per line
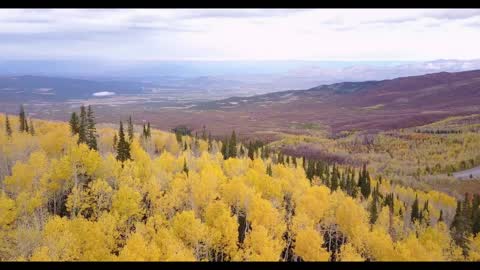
277,59,480,87
2,59,480,98
191,69,480,134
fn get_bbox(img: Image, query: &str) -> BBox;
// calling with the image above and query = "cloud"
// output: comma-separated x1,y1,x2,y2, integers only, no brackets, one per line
362,9,480,25
177,9,309,20
93,91,115,97
0,9,479,61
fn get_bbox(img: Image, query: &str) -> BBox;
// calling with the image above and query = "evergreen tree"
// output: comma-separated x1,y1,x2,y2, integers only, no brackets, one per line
78,105,88,145
221,138,229,160
183,158,189,176
451,200,470,255
306,160,315,182
24,117,29,133
116,121,131,163
411,194,420,223
473,194,480,235
266,164,273,176
146,122,151,138
247,142,254,160
239,145,245,156
330,164,339,191
423,200,430,222
370,196,378,224
86,105,97,150
5,114,12,137
208,132,212,151
18,105,27,132
176,130,182,144
69,112,80,135
359,164,371,199
193,137,200,153
229,130,237,158
202,125,207,141
29,118,35,136
113,133,118,151
473,209,480,236
127,115,134,141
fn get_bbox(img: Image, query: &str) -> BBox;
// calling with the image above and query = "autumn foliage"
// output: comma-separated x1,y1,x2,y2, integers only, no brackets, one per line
0,112,479,261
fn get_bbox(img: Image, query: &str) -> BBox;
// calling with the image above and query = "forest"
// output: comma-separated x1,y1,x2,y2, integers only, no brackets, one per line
1,105,480,261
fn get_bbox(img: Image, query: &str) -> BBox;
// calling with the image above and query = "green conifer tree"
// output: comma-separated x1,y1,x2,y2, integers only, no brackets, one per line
69,112,80,135
411,194,420,223
127,115,134,141
266,164,273,176
5,114,12,137
18,105,27,132
183,158,189,176
116,121,131,163
29,118,35,136
229,130,237,158
86,105,97,150
78,105,88,145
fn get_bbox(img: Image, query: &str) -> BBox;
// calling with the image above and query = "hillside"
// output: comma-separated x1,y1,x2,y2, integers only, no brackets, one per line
180,69,480,136
1,111,480,261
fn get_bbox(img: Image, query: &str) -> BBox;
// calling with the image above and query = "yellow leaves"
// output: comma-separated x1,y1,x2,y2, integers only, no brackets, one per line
139,216,196,261
334,192,369,249
242,168,282,203
32,216,117,261
295,186,331,224
363,227,396,261
373,206,391,233
191,164,226,215
468,234,480,261
30,246,51,261
66,178,113,220
88,178,114,218
221,176,256,213
171,211,207,249
111,184,144,225
129,139,153,182
204,200,238,257
154,150,180,175
118,233,161,261
393,233,431,261
0,115,472,262
339,243,364,261
69,143,101,176
0,192,16,229
34,216,80,261
4,151,48,195
165,133,181,155
247,195,285,241
223,158,249,178
294,228,330,261
38,125,71,158
242,225,283,261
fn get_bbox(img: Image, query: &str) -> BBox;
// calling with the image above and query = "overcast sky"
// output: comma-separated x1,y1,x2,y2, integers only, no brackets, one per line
1,9,480,61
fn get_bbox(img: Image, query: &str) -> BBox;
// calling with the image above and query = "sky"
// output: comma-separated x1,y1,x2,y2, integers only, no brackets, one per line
1,9,480,61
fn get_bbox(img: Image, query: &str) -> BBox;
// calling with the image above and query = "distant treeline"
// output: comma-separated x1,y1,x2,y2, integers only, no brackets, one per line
414,129,462,134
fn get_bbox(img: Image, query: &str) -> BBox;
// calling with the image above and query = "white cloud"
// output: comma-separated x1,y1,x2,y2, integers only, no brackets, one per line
0,9,479,61
93,91,115,97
